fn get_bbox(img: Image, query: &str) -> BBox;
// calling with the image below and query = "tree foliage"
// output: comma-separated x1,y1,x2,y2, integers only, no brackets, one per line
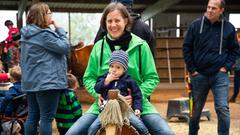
53,12,102,46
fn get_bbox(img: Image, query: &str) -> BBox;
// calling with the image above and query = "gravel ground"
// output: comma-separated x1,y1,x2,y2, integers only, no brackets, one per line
51,101,239,135
155,101,240,135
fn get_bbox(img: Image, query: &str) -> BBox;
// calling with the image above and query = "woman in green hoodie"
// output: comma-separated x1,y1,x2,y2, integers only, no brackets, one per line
66,2,174,135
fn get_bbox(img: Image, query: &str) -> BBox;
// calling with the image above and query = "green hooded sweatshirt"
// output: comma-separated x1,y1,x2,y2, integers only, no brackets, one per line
83,33,159,115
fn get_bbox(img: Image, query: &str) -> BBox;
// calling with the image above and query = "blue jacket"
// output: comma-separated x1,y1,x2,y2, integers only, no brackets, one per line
0,82,22,116
183,16,239,76
94,72,142,112
20,25,70,92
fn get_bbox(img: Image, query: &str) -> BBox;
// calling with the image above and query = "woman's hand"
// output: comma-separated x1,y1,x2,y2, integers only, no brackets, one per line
135,109,141,117
124,88,132,106
51,20,60,29
98,95,104,107
124,95,132,106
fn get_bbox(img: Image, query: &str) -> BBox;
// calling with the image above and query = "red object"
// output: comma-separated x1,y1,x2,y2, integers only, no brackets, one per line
5,27,19,48
0,73,9,81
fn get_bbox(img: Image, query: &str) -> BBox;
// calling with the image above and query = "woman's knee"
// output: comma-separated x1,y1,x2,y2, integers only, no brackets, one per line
142,114,175,135
87,118,101,135
66,113,98,135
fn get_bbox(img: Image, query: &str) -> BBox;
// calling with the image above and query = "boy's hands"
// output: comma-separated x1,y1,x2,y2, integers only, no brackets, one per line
104,72,119,85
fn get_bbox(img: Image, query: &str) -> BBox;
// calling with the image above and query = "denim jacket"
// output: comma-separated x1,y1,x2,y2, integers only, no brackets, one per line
20,24,70,92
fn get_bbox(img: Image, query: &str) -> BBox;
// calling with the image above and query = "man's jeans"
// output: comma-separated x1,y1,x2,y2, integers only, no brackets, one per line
189,72,230,135
232,70,240,99
66,113,175,135
24,90,61,135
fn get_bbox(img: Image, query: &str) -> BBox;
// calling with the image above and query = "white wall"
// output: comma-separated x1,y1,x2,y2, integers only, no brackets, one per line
0,11,18,41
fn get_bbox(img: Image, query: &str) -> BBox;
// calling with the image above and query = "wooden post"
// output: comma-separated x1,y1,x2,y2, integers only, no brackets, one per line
166,39,172,83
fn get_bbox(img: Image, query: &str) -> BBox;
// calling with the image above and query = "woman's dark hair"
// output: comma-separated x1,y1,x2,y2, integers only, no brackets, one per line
100,2,132,32
26,2,50,28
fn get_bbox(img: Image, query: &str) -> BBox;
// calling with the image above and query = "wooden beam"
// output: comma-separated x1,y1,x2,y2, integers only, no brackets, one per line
141,0,181,21
32,0,40,5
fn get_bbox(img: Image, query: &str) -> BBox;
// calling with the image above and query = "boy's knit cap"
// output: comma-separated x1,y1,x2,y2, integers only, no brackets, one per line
109,50,129,71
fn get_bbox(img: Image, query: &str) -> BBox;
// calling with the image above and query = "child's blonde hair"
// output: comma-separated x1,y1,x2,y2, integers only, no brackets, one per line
9,66,21,82
67,73,79,90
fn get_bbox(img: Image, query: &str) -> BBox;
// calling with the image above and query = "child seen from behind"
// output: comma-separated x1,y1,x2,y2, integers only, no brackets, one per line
55,73,82,135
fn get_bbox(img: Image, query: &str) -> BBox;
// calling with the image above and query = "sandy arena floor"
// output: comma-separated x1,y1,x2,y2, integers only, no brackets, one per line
51,83,240,135
52,101,240,135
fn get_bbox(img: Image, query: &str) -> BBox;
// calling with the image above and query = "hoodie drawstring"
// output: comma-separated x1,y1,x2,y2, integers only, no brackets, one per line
219,18,224,55
199,15,224,55
199,16,205,34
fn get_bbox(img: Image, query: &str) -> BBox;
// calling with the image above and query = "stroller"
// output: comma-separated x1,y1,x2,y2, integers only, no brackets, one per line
0,93,28,135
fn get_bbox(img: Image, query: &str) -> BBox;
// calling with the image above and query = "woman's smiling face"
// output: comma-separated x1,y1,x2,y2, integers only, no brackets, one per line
106,9,128,39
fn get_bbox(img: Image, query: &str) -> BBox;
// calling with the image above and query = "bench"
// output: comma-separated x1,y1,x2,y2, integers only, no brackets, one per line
166,97,211,123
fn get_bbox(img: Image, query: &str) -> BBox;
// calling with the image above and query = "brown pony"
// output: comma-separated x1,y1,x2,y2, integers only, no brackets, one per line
68,44,93,82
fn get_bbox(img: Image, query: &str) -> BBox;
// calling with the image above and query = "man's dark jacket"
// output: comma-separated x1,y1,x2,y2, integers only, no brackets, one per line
183,16,240,76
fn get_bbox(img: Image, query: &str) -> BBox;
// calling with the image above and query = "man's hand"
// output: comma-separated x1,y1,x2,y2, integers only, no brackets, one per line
219,67,227,73
191,71,199,76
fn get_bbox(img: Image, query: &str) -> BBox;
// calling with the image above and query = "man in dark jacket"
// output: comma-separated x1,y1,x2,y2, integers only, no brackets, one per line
230,32,240,103
183,0,239,135
94,0,156,57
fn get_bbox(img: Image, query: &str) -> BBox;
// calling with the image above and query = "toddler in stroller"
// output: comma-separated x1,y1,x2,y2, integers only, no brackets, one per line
0,66,27,135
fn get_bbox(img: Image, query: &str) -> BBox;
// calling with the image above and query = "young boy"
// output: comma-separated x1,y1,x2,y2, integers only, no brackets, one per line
0,65,22,116
89,50,149,135
55,73,82,135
